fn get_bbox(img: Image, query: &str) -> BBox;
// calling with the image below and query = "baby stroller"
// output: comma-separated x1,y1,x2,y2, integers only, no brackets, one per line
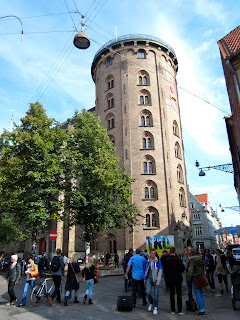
231,264,240,310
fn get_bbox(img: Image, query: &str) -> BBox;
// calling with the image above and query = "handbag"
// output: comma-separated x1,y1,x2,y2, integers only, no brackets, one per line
71,263,81,283
193,274,209,288
94,277,99,284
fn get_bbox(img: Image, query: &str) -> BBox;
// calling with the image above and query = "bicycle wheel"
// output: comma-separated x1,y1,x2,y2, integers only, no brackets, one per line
31,285,45,306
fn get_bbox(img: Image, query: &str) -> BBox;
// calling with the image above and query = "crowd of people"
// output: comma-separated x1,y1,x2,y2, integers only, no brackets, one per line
123,246,238,316
1,246,238,316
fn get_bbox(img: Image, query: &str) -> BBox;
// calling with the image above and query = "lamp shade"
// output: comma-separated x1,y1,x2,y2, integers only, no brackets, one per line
73,32,90,49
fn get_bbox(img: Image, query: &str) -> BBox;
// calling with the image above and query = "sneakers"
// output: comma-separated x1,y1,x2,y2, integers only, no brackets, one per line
148,304,153,312
178,312,185,315
197,311,205,316
48,297,53,306
170,311,176,314
153,307,158,315
6,302,13,306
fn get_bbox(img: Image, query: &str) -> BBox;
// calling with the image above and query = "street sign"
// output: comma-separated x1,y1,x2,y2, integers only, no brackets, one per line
49,230,57,241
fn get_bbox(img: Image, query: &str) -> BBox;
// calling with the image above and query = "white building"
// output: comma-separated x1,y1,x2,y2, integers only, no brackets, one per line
189,193,221,250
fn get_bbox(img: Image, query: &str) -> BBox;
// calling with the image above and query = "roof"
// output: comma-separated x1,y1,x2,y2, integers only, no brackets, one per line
218,25,240,59
194,194,208,204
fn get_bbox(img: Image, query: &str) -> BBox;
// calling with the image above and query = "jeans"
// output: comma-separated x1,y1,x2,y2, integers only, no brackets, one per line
206,269,215,289
192,282,205,312
146,277,160,308
51,275,62,301
8,281,17,302
186,278,193,301
21,279,36,305
85,279,94,299
132,278,147,306
169,282,182,313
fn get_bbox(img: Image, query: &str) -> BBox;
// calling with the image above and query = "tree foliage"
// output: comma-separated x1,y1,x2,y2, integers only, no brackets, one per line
63,110,139,243
0,105,139,244
0,102,66,241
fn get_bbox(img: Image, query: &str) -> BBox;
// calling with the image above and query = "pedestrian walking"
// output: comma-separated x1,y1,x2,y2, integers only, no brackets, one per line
183,246,194,302
4,254,21,305
105,250,111,266
17,255,38,307
82,257,97,305
144,248,162,315
165,247,185,315
49,248,65,306
123,248,133,293
187,247,206,316
215,249,229,294
160,250,169,291
114,252,119,268
38,253,45,283
64,254,81,306
125,248,147,308
203,249,215,292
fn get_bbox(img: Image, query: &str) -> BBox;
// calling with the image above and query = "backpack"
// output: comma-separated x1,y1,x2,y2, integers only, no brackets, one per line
51,256,61,272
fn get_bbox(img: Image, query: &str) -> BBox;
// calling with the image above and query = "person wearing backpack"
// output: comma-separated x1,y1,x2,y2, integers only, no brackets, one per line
49,248,64,306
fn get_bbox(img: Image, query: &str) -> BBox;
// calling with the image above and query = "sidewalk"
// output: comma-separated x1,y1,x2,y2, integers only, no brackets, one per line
0,272,239,320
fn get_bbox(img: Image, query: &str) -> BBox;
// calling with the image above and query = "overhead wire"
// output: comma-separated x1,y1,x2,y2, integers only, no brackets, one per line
29,0,108,104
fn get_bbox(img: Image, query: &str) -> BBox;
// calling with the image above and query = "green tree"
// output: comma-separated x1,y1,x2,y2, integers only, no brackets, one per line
0,102,66,242
63,110,139,243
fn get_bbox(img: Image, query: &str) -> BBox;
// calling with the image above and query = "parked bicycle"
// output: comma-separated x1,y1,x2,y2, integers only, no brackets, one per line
30,277,54,306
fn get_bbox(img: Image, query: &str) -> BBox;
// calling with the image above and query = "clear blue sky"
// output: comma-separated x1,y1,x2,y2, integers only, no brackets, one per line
0,0,239,227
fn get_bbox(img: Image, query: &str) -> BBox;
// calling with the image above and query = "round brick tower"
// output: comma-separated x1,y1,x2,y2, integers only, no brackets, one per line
91,34,191,252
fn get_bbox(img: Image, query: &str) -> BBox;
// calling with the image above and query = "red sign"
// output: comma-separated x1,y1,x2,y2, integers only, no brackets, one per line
49,230,57,241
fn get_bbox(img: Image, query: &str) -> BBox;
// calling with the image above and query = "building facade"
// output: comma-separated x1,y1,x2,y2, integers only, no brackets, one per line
189,193,221,250
90,34,191,255
218,26,240,203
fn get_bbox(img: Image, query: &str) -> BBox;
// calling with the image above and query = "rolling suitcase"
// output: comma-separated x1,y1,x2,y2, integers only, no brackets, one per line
117,295,133,311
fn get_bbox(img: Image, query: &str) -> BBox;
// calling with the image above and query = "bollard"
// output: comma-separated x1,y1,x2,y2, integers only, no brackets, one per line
96,260,99,276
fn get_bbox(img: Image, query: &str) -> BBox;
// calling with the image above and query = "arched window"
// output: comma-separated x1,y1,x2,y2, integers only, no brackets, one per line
173,120,179,137
106,93,114,110
143,181,158,200
145,206,159,228
106,113,115,130
138,70,150,85
106,75,114,90
177,164,184,183
138,49,146,59
142,155,155,174
141,132,154,150
179,188,186,207
139,90,151,105
175,142,182,159
140,110,152,127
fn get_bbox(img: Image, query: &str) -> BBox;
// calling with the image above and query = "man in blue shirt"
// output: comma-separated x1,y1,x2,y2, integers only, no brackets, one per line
125,248,147,307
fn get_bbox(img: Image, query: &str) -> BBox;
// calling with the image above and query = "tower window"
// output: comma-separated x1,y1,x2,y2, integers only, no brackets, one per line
106,57,112,66
138,50,146,59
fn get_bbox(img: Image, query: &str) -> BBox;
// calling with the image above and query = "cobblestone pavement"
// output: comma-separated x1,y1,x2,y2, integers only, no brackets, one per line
0,272,239,320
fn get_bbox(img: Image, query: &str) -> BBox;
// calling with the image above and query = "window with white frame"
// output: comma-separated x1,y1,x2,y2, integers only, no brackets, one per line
195,226,203,236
